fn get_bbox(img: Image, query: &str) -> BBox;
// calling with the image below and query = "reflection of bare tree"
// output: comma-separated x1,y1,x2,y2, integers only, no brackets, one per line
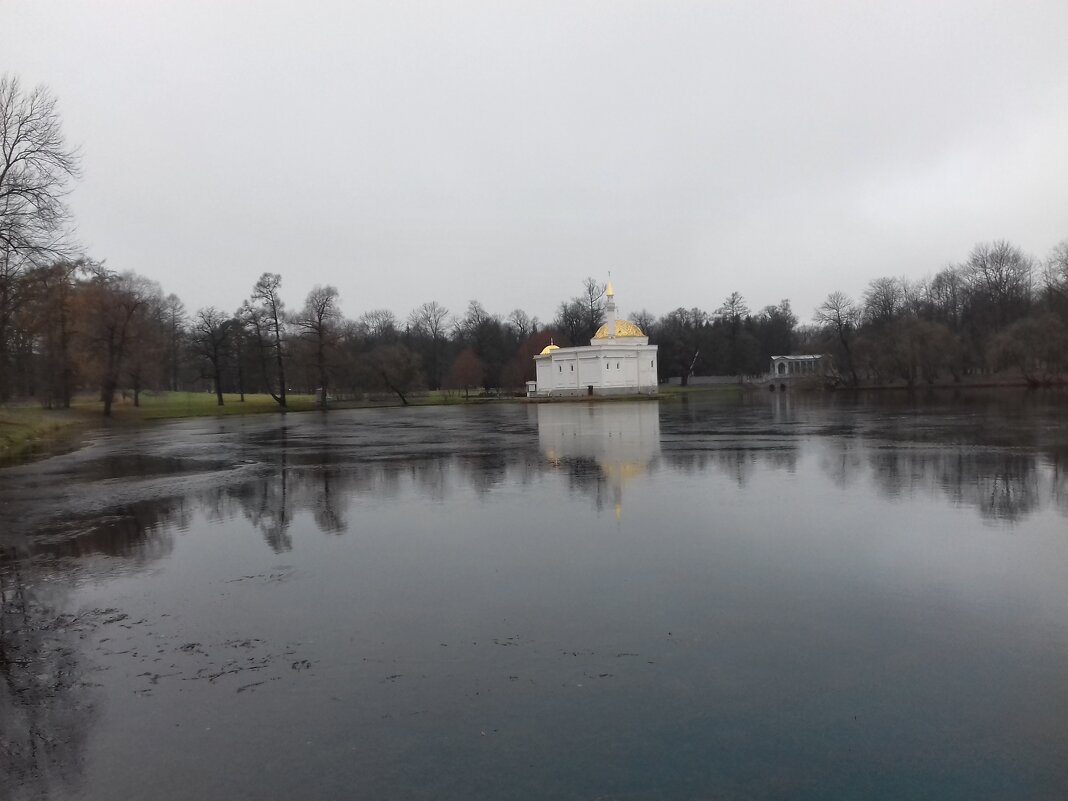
561,456,609,511
865,448,1045,522
228,473,292,553
0,556,94,801
460,452,511,496
976,463,1042,521
311,468,347,535
660,446,798,488
818,439,864,489
408,458,449,502
1051,454,1068,518
1,499,182,568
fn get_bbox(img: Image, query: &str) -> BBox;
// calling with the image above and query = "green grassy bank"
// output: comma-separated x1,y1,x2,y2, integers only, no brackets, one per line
0,406,85,465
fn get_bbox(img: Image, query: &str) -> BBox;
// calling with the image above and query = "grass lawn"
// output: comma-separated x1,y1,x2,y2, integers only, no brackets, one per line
77,391,322,419
656,383,745,399
0,406,84,465
0,393,317,464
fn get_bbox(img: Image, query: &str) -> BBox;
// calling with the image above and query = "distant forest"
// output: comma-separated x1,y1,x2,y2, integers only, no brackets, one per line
3,75,1068,414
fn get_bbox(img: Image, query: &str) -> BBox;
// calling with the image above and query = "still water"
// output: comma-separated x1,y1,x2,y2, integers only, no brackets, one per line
2,393,1067,801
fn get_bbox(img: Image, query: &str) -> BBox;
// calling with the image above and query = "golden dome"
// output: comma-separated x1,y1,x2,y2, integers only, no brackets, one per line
539,343,560,355
593,319,645,338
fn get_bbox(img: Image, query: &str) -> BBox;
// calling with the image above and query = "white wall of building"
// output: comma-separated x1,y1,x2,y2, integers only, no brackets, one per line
532,343,658,397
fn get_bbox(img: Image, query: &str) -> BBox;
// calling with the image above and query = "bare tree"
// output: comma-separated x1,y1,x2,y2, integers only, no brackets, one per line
161,293,187,391
454,300,491,341
365,344,422,405
0,75,80,262
1040,240,1068,313
717,291,749,336
0,246,22,399
408,301,450,390
814,291,860,386
447,347,484,400
553,298,586,346
862,276,904,326
410,301,450,336
1049,240,1068,285
507,308,533,340
249,272,287,408
123,276,166,406
926,265,966,328
78,268,148,416
22,259,82,406
964,240,1034,329
0,77,79,397
988,314,1068,386
296,285,341,409
632,308,656,335
580,277,607,339
358,308,398,342
191,307,232,406
238,300,270,398
228,312,248,402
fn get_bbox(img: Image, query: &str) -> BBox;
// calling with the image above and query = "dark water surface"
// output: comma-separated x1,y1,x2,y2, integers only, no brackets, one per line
3,393,1068,801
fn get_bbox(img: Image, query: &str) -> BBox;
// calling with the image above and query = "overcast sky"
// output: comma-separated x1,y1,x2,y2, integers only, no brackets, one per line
7,1,1068,325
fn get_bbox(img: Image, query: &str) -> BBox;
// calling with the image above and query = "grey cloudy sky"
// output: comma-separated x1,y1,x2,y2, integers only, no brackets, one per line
7,1,1068,325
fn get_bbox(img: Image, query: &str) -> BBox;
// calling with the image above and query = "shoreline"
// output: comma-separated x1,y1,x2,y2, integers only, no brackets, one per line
3,381,1054,466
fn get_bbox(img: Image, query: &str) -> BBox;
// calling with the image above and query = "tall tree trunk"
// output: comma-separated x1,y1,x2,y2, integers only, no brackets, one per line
839,331,859,387
275,342,287,409
102,380,115,417
317,337,328,409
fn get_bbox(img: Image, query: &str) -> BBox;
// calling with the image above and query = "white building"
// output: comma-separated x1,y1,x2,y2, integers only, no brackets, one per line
769,354,832,378
527,281,658,398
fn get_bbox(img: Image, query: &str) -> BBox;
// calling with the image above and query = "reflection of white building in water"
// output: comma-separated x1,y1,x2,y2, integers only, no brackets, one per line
537,402,660,518
527,281,658,398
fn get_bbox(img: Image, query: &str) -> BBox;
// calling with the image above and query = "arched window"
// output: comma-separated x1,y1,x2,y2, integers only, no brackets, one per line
570,364,574,371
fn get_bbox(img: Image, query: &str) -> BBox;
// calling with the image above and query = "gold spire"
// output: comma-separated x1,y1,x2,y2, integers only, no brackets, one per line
606,277,615,298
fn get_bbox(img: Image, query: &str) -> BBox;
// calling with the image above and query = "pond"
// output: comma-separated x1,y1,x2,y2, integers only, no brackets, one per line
2,393,1068,800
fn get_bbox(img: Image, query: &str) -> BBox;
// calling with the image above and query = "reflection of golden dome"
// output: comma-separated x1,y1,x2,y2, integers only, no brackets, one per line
539,343,560,355
593,320,644,338
599,462,646,481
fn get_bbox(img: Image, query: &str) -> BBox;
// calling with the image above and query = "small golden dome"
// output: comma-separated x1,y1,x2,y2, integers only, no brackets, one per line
539,343,560,355
593,320,645,338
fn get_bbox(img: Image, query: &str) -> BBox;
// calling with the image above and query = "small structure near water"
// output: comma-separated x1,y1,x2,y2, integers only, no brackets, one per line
526,280,658,398
770,354,831,377
767,354,833,390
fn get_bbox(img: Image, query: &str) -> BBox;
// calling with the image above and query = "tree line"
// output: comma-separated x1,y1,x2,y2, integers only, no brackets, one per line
654,237,1068,388
3,74,1068,414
